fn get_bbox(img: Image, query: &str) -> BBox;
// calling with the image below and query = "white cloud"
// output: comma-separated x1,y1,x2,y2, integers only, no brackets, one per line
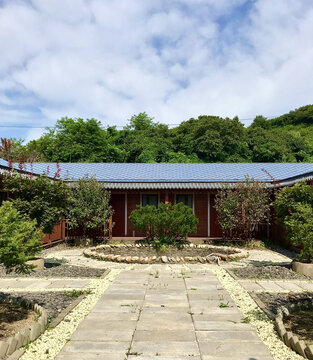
0,0,313,140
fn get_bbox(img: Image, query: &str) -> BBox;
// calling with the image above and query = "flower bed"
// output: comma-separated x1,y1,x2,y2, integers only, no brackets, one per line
84,243,249,264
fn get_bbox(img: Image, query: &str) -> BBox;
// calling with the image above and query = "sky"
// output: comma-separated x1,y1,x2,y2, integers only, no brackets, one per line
0,0,313,142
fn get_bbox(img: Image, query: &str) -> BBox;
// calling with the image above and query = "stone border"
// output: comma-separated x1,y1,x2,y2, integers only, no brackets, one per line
84,243,249,264
275,301,313,359
0,295,48,359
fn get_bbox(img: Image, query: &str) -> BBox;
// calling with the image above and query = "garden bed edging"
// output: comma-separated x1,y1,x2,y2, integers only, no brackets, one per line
0,295,48,359
292,261,313,277
275,301,313,359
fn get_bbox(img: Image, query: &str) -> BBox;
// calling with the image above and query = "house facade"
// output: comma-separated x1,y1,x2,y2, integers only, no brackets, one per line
1,160,313,241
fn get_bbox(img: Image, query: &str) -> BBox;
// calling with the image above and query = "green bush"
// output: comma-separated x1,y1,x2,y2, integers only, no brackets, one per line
3,172,70,234
274,182,313,262
284,204,313,261
214,177,270,241
66,176,113,238
0,201,42,273
129,202,198,247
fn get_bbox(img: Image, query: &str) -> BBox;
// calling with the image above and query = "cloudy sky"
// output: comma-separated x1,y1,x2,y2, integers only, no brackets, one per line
1,0,313,142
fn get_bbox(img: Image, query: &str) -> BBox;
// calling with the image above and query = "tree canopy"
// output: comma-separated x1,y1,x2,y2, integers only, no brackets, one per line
2,105,313,164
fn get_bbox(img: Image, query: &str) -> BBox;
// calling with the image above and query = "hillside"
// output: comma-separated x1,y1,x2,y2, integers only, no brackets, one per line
1,105,313,163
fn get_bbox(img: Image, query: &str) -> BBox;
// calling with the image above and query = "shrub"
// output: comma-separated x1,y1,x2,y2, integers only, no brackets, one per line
0,201,42,273
214,177,271,241
66,176,113,238
284,204,313,261
129,202,198,247
3,172,70,234
274,182,313,262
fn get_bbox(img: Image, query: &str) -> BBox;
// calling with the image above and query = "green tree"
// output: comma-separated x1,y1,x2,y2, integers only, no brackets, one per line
66,176,113,238
3,172,70,234
173,116,248,162
0,201,42,273
28,117,125,163
129,202,198,247
215,178,270,241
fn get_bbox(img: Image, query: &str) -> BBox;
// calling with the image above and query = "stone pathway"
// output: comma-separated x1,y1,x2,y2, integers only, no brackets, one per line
239,279,313,293
56,265,273,360
0,278,91,292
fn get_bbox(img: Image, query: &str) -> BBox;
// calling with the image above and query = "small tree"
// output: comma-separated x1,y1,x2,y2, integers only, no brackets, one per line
0,201,42,273
66,176,112,238
129,202,198,247
3,172,70,234
215,177,271,241
274,182,313,262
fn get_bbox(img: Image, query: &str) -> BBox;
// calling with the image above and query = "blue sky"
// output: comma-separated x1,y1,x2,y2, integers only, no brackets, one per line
1,0,313,142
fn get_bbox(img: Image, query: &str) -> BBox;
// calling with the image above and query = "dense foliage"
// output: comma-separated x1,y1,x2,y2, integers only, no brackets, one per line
0,201,42,273
214,178,271,241
66,176,113,238
3,105,313,164
129,202,198,247
274,182,313,261
3,172,70,234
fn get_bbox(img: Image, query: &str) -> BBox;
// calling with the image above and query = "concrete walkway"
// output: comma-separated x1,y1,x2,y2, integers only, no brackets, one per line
56,265,273,360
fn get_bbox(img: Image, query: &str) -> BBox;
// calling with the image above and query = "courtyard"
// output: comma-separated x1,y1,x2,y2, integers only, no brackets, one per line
0,246,311,360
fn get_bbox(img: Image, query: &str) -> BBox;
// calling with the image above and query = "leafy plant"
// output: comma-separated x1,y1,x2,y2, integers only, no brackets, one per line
66,176,113,239
275,184,313,262
129,202,198,247
0,201,42,273
214,177,271,241
3,171,70,234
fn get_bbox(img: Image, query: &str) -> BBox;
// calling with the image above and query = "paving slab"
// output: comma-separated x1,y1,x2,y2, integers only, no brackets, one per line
57,265,273,360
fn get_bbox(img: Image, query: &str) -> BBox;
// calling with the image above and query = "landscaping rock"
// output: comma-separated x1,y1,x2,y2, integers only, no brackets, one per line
161,256,168,263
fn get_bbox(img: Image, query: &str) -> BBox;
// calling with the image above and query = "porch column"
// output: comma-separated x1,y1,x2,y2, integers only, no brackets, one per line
208,193,211,237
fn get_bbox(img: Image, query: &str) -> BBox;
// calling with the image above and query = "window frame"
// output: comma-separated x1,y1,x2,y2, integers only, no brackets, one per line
175,193,194,213
141,193,159,208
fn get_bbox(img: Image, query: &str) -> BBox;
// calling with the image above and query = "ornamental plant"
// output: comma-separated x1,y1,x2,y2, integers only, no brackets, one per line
0,201,42,273
3,171,70,234
214,177,271,241
274,182,313,262
129,202,198,248
66,176,113,238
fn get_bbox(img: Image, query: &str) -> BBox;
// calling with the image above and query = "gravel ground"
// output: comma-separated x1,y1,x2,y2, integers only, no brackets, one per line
0,263,106,278
20,270,121,360
257,292,313,315
0,291,81,321
231,265,312,280
214,267,302,360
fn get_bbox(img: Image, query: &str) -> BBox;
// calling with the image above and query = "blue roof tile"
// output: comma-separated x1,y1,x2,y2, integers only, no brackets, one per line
2,161,313,183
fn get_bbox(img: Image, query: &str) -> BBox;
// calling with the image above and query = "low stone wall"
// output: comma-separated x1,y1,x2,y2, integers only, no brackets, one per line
84,243,249,264
0,295,48,359
275,302,313,359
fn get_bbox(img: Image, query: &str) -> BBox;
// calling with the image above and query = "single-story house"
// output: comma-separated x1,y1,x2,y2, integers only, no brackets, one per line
1,160,313,241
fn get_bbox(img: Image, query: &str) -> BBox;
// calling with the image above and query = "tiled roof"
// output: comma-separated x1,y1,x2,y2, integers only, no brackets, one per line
2,161,313,185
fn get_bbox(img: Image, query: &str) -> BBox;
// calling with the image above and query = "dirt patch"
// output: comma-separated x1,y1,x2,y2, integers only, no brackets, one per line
0,264,106,278
0,292,85,322
0,303,36,340
256,292,313,316
231,265,312,280
284,309,313,345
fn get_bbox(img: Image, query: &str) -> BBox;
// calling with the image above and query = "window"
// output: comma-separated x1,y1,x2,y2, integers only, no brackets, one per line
0,192,7,206
176,194,193,209
142,194,158,208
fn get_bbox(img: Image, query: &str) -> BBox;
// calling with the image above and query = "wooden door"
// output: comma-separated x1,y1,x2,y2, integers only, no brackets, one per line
110,194,125,236
210,194,223,237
